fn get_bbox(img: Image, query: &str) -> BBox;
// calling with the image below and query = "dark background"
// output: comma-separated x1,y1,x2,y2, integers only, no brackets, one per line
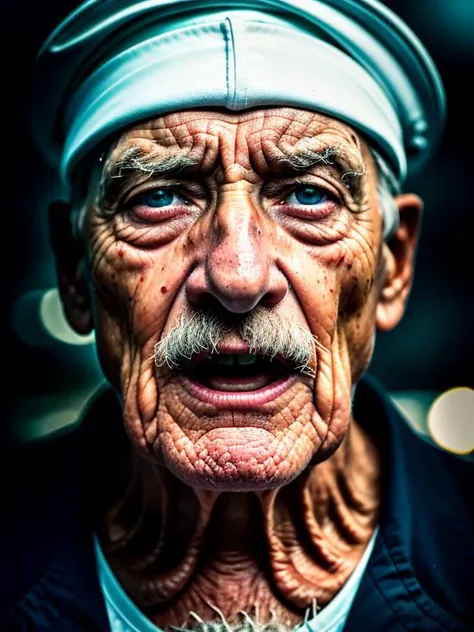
1,0,473,444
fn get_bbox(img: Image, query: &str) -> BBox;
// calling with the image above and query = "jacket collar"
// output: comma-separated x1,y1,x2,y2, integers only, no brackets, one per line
344,375,474,631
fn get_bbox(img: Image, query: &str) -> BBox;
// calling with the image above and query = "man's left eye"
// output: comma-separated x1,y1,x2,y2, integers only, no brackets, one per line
287,185,328,206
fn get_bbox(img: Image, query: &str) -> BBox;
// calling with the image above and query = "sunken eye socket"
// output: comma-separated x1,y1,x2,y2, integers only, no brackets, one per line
286,185,329,206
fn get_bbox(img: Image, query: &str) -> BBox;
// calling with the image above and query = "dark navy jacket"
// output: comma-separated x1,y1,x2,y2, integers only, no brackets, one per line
1,375,473,631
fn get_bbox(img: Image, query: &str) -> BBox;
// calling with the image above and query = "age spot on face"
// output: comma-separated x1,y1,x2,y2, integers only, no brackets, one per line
94,107,383,491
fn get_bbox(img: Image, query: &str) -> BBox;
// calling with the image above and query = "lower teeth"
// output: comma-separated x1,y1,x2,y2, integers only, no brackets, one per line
207,375,273,391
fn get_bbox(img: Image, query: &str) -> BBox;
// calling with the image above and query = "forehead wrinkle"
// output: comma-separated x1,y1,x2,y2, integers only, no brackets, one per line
121,119,235,176
101,111,369,200
111,123,249,183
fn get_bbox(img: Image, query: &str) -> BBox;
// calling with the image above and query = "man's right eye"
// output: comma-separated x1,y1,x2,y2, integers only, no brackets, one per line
127,187,191,223
136,189,180,208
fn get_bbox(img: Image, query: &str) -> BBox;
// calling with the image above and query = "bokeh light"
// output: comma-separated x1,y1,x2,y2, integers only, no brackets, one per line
427,387,474,455
40,288,95,345
12,288,95,347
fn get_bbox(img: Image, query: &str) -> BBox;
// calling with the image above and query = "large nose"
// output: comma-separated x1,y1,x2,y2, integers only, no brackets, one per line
186,193,288,313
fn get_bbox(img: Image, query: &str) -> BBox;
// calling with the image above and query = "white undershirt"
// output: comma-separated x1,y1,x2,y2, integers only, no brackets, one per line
94,528,377,632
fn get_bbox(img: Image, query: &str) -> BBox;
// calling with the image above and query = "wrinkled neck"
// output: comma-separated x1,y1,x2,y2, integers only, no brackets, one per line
96,418,381,628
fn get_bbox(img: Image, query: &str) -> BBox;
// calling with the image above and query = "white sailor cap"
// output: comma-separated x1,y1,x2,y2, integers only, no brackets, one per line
32,0,445,193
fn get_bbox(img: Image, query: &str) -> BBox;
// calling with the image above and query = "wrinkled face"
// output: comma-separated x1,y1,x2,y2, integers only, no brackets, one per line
62,108,410,490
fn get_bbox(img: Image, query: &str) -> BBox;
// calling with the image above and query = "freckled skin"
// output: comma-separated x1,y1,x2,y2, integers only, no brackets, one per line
55,108,419,627
86,109,381,482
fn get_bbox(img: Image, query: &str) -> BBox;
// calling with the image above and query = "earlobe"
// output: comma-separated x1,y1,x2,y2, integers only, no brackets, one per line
376,193,423,332
48,200,93,335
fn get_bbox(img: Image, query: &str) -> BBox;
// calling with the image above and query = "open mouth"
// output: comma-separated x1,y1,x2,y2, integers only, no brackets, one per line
183,352,293,392
166,347,312,409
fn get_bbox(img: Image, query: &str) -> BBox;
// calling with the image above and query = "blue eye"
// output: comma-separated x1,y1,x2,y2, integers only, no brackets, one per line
137,189,176,207
289,185,328,205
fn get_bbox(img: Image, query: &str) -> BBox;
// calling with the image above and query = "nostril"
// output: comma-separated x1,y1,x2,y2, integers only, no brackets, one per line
187,278,288,314
185,283,216,311
192,292,224,313
260,284,288,308
261,290,279,307
186,256,288,314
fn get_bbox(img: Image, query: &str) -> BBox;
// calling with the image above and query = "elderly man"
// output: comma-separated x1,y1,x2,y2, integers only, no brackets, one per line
2,0,473,631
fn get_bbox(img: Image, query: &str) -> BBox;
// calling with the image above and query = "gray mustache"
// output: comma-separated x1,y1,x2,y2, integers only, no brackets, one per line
153,308,318,376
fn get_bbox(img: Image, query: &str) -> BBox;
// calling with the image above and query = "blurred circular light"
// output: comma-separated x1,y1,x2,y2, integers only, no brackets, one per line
40,288,95,345
13,288,95,346
428,387,474,455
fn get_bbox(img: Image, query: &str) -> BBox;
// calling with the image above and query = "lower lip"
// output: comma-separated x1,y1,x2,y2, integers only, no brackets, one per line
178,375,297,409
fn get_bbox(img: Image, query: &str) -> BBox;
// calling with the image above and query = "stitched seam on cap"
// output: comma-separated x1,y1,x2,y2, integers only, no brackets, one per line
221,17,236,109
228,17,237,108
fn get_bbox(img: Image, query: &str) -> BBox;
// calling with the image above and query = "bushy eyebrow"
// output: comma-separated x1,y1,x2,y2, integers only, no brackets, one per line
99,144,365,205
109,148,199,177
99,147,200,205
266,146,365,198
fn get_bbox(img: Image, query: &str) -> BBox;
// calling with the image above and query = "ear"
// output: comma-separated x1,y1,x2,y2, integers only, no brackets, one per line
376,193,423,331
48,200,93,335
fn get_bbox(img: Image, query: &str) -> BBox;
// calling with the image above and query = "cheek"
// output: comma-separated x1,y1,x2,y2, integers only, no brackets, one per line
278,234,378,347
86,211,213,454
277,233,378,452
86,223,191,392
336,239,380,382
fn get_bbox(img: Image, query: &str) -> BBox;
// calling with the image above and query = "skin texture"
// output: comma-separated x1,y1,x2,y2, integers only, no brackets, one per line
51,107,421,629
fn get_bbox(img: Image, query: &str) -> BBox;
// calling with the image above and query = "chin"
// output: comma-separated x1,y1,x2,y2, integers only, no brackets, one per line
153,404,323,492
161,448,312,492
